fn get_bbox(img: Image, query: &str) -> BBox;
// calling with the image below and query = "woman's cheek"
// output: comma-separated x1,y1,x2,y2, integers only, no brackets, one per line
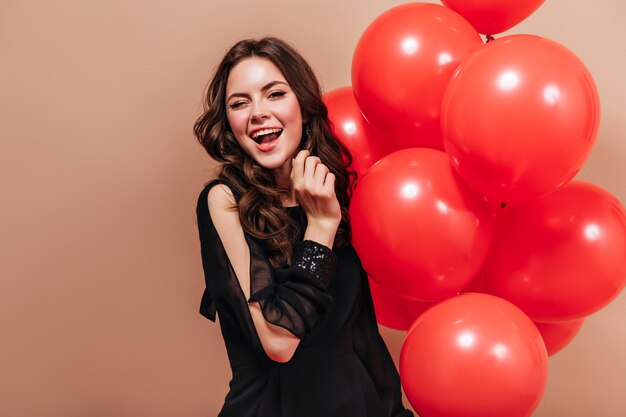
229,114,249,138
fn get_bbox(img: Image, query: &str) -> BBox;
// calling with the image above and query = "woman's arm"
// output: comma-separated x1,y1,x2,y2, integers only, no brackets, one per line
208,184,337,363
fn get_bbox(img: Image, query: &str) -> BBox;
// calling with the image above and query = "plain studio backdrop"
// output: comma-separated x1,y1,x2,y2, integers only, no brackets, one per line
1,1,624,416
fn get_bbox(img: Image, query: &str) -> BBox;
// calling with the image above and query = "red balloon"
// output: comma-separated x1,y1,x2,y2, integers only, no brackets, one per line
400,293,548,417
322,87,385,181
479,181,626,322
460,269,486,293
350,148,495,301
442,0,545,35
352,2,482,151
442,35,600,205
534,319,584,356
368,276,433,331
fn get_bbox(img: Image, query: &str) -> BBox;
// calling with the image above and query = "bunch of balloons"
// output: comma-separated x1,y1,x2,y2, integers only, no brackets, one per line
323,2,626,416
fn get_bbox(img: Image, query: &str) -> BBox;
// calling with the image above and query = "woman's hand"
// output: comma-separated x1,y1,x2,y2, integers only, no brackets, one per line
291,150,342,231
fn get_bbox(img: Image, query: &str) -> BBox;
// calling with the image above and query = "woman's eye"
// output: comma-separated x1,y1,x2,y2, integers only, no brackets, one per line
229,101,245,109
269,91,286,99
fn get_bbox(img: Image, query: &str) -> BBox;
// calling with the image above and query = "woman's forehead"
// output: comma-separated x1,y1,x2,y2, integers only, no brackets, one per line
226,57,288,93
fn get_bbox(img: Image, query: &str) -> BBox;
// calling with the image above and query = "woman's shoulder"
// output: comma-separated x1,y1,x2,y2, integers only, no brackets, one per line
198,178,242,208
201,178,240,196
204,179,243,218
196,180,242,234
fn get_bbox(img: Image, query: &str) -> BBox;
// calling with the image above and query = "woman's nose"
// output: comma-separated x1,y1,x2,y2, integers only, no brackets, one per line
250,101,270,121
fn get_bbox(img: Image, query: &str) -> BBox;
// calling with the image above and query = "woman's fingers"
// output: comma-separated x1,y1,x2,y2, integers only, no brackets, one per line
303,155,321,183
313,163,329,191
291,149,310,180
291,150,335,198
323,172,335,193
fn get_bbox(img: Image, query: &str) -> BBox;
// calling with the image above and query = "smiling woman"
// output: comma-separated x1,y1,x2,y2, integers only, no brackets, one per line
192,37,414,417
225,58,303,171
194,37,355,269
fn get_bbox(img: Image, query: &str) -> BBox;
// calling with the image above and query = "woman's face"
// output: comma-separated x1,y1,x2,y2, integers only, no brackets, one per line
225,57,304,175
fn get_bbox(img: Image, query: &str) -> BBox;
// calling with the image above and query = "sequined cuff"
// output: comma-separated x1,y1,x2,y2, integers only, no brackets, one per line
291,240,338,289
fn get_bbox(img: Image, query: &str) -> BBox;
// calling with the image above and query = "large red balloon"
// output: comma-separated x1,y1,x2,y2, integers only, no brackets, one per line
400,293,548,417
368,276,433,331
352,2,482,151
322,87,385,181
534,319,584,356
441,35,600,204
442,0,545,35
350,148,495,301
479,181,626,322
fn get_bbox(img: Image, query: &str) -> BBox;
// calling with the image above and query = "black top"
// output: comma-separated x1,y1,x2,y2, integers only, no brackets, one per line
197,178,413,417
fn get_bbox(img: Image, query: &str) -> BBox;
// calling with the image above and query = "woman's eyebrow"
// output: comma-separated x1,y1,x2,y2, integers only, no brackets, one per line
227,80,288,101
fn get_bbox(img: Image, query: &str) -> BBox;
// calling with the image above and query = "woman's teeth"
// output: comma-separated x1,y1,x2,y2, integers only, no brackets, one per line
251,128,283,143
251,128,282,138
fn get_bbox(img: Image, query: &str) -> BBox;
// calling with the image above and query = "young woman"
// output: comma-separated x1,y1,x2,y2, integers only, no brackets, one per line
194,37,413,417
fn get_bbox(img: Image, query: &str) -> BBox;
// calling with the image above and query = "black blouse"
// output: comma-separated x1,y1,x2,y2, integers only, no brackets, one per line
197,178,413,417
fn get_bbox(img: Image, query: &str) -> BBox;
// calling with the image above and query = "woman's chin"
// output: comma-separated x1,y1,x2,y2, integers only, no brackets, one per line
254,156,287,171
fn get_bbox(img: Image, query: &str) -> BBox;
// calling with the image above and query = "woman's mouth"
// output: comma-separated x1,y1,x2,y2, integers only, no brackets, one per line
250,128,283,151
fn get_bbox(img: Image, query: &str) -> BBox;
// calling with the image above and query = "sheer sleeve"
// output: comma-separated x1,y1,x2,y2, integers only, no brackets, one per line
352,270,415,417
247,239,336,339
197,179,337,340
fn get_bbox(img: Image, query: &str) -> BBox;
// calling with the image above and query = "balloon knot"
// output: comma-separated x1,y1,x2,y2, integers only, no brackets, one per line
485,35,495,43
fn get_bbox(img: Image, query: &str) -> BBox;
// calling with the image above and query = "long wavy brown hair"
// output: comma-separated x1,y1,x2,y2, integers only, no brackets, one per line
194,37,356,269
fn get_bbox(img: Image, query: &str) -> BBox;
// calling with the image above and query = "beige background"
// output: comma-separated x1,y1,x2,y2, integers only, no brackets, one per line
1,1,624,416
